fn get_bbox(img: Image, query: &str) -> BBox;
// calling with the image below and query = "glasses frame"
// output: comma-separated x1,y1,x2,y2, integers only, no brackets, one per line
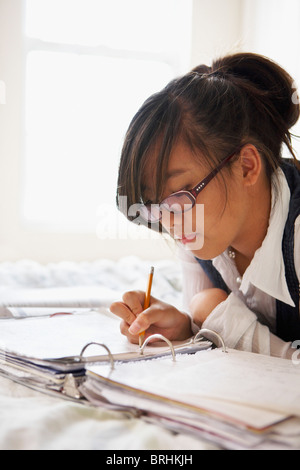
141,149,239,223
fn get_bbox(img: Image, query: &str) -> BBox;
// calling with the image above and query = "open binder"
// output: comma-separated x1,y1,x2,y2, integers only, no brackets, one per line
0,309,212,399
0,308,300,449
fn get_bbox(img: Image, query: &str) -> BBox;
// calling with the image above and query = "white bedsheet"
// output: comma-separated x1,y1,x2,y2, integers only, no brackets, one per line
0,256,214,450
0,256,184,308
0,376,214,450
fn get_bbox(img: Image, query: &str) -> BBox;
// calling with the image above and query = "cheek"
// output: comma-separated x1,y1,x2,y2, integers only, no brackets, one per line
201,186,244,243
184,204,204,234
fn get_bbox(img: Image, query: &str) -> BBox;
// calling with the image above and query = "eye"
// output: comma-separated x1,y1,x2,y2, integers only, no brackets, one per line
170,184,192,194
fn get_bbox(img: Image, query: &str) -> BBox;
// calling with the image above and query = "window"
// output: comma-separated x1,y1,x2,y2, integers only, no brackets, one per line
23,0,193,236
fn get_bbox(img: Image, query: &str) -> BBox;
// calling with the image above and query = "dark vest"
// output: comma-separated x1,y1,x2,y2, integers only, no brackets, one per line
197,161,300,342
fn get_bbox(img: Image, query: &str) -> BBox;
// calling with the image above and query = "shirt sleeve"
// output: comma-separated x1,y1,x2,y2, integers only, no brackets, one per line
178,253,294,356
200,293,296,358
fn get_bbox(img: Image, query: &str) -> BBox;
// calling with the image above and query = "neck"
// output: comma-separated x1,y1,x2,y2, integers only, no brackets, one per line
231,179,272,276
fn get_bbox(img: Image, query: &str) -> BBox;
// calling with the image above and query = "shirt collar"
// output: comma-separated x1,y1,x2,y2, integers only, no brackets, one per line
214,167,295,307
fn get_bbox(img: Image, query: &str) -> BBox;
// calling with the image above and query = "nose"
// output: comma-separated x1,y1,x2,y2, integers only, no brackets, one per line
160,209,183,236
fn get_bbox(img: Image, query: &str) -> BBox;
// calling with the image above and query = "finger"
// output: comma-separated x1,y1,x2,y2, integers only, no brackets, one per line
122,290,145,316
110,301,137,325
120,320,139,344
128,306,166,335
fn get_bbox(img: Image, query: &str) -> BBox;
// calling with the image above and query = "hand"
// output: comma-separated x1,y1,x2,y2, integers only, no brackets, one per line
110,290,193,344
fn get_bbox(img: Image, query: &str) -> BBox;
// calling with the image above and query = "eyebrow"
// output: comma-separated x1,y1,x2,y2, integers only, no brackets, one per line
166,168,189,179
141,169,190,196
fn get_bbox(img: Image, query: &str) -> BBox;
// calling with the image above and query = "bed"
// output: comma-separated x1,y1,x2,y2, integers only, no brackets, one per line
0,256,215,450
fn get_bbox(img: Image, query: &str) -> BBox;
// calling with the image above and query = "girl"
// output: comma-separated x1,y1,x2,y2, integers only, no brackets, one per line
110,52,300,359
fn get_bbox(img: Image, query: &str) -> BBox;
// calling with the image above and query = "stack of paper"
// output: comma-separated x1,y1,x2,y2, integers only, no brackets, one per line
81,348,300,450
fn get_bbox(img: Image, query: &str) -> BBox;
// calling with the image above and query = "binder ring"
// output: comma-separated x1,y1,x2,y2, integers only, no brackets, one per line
140,334,176,362
194,328,227,353
79,342,115,370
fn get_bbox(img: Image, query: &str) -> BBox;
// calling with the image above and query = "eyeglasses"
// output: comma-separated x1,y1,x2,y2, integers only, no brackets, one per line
139,150,239,223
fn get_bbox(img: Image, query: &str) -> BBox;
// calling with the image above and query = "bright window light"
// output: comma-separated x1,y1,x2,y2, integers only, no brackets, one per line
23,0,192,233
26,0,182,53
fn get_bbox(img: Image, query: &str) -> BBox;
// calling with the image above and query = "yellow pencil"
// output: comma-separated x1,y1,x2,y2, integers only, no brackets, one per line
139,266,154,348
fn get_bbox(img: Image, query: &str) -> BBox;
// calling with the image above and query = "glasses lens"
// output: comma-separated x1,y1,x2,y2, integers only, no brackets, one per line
161,193,194,214
139,193,195,222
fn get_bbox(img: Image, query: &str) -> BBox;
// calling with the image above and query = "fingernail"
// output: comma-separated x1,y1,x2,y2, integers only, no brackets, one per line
129,320,143,335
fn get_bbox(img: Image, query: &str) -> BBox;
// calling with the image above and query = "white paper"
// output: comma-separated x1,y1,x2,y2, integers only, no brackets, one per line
0,309,133,359
88,348,300,426
0,309,201,362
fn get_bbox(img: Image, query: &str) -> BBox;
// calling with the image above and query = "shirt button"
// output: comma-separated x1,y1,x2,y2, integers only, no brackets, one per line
236,277,242,285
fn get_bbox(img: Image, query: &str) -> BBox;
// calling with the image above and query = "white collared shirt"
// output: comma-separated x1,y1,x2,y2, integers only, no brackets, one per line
179,167,300,358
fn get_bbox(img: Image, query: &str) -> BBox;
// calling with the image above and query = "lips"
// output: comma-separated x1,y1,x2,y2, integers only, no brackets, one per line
179,234,197,245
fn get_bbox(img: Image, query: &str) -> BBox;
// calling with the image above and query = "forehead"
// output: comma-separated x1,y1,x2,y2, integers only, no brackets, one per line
166,141,202,177
142,139,205,196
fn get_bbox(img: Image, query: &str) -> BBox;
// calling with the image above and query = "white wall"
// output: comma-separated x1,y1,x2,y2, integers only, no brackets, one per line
241,0,300,80
240,0,300,158
190,0,243,68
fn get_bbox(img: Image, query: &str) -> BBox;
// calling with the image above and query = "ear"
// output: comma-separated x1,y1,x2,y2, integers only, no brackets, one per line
239,144,262,186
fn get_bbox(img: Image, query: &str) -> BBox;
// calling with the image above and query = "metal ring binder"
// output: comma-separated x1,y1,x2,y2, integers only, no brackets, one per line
194,328,227,353
79,342,115,370
140,334,176,362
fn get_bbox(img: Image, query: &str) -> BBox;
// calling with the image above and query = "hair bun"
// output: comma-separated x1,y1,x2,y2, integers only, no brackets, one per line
211,53,299,130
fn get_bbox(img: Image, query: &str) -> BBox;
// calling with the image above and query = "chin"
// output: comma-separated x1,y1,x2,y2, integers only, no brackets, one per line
189,245,225,261
192,251,213,260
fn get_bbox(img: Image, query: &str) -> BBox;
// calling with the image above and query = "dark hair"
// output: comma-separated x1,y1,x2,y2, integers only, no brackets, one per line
117,52,300,224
